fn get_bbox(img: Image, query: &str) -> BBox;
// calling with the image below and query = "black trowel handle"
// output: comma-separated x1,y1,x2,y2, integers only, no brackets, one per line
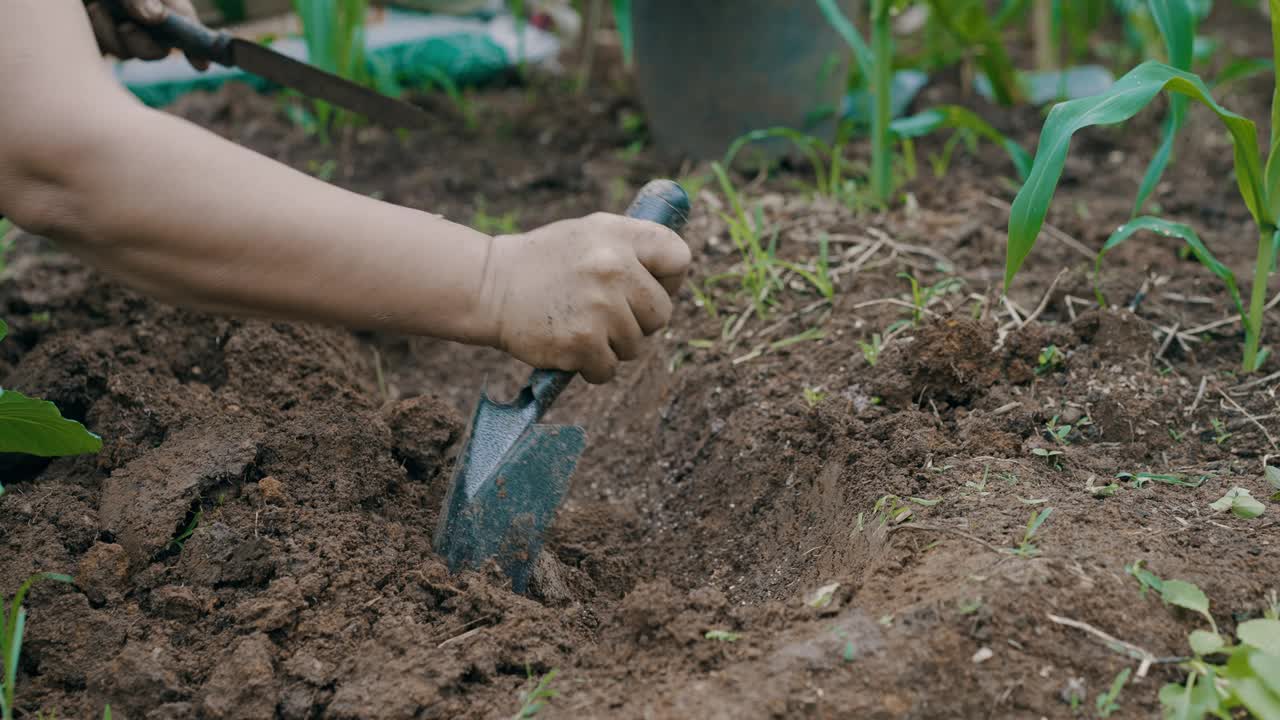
525,179,692,413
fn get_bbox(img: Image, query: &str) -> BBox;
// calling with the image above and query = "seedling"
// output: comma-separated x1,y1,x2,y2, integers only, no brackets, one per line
1044,416,1073,445
511,667,558,719
1031,447,1064,470
2,574,74,720
1096,667,1131,718
859,333,884,366
704,630,741,642
1126,559,1164,597
1086,476,1121,498
1132,571,1280,718
1210,418,1233,445
1036,344,1065,374
872,494,913,526
166,508,204,552
1266,466,1280,501
965,466,992,496
898,272,963,326
802,386,827,408
1003,507,1053,558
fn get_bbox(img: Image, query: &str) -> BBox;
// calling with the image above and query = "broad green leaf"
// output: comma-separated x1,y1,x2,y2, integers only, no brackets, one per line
0,318,6,342
1249,649,1280,693
1006,62,1267,288
1158,672,1221,720
1238,619,1280,655
1265,465,1280,490
1096,217,1243,315
890,105,1032,180
1228,649,1280,718
0,388,102,457
1162,579,1210,614
1189,629,1225,655
1211,487,1266,518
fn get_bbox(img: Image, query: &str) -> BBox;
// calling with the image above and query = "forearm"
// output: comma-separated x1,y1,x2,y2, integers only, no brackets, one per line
34,105,499,343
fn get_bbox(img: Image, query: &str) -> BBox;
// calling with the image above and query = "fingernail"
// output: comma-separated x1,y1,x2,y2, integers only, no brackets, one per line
141,0,165,21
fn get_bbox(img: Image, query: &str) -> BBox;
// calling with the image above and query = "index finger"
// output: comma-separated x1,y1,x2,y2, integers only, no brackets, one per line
620,217,691,285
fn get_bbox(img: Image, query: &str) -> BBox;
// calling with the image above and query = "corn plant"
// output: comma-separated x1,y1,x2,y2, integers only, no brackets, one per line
292,0,370,136
2,574,74,720
815,2,1031,205
0,320,101,466
1006,0,1280,372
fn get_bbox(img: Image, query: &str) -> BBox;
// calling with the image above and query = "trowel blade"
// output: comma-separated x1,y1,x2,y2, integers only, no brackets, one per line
433,416,585,594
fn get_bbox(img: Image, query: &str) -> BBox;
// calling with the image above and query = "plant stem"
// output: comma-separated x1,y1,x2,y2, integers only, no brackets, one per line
1244,227,1276,371
1033,0,1057,71
1270,0,1280,150
870,0,892,205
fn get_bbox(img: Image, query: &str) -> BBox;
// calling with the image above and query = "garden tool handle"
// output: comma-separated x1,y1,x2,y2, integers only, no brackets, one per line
526,179,692,415
101,0,235,66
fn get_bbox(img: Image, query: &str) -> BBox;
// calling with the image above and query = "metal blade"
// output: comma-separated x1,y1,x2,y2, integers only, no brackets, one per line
229,40,431,129
434,413,584,593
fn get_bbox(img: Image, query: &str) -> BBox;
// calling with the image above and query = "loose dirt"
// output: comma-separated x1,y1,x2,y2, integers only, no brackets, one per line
3,8,1279,719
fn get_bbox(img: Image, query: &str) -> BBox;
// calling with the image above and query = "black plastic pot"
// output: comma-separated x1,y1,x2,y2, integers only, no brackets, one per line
631,0,858,162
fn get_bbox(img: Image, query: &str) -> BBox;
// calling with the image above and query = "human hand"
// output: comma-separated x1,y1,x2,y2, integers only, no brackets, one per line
482,213,691,383
86,0,210,70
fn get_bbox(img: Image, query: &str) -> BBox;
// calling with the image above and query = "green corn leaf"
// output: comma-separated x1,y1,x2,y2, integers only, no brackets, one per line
1213,58,1275,90
0,388,102,457
890,105,1032,180
815,0,873,80
1096,217,1243,315
1006,61,1267,288
1238,619,1280,655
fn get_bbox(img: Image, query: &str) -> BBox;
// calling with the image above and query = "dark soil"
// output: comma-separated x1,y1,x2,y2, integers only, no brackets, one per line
3,6,1280,719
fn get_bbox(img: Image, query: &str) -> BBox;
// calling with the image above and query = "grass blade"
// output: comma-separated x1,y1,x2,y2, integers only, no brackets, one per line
1096,216,1243,316
890,105,1032,180
1006,61,1266,288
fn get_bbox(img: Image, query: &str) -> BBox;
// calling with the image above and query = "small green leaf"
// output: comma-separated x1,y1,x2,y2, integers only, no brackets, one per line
0,388,103,457
1188,629,1224,656
807,582,840,609
0,318,7,342
1096,217,1242,316
1162,579,1210,615
908,497,941,507
1227,650,1280,718
1238,619,1280,655
704,629,741,642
